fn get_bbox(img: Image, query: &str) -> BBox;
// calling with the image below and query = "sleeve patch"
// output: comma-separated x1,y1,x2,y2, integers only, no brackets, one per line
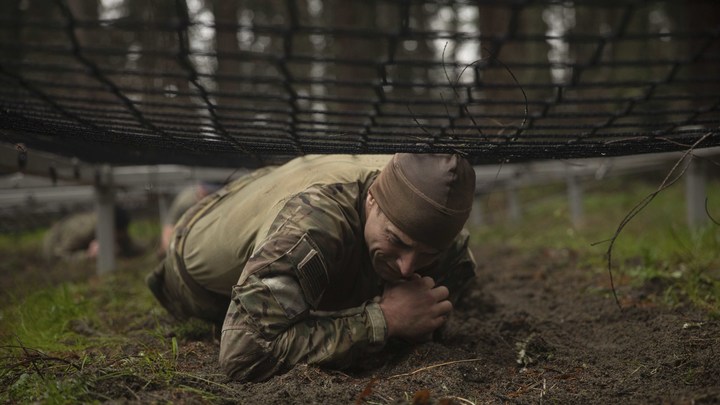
289,234,329,308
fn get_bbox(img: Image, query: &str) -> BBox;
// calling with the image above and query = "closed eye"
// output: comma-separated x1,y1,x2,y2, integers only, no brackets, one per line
388,233,409,249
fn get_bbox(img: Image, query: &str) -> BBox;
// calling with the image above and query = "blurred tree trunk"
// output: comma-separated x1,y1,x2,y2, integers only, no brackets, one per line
325,0,379,124
63,0,100,105
66,0,98,48
211,0,245,115
290,0,313,123
477,4,508,129
683,3,720,113
574,5,618,82
123,0,192,116
412,4,434,88
519,6,551,88
1,0,25,78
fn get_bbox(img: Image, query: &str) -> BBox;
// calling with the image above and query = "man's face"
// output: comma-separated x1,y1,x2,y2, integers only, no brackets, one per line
364,193,441,282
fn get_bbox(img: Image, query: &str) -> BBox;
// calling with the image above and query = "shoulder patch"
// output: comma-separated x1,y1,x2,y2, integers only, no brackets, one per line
288,234,329,308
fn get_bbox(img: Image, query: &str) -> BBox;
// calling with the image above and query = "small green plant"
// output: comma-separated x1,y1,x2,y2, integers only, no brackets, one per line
173,318,214,341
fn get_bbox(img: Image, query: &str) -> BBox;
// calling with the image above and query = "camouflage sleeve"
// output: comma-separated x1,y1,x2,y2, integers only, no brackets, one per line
219,274,386,382
43,213,97,261
219,190,387,382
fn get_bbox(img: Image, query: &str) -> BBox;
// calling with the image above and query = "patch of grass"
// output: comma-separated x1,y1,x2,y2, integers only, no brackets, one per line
173,318,215,341
0,229,45,251
0,335,184,404
1,283,96,351
0,221,228,403
472,174,720,315
0,230,47,284
5,369,94,404
128,218,162,248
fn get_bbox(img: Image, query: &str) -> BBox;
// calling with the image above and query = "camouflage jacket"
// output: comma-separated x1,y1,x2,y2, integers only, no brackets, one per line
179,155,477,381
43,211,140,261
42,211,97,261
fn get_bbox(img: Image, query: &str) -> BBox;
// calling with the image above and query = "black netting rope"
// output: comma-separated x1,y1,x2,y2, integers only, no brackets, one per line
0,0,717,167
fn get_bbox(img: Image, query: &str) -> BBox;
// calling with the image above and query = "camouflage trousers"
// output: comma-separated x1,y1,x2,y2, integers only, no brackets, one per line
148,251,229,326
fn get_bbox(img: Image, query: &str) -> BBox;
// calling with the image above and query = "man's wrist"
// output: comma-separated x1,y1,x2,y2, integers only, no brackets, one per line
366,300,388,344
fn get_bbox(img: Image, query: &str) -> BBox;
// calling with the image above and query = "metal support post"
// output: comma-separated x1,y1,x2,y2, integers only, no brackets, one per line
507,180,522,223
686,158,707,229
471,196,485,227
95,165,116,274
158,192,170,226
566,168,584,227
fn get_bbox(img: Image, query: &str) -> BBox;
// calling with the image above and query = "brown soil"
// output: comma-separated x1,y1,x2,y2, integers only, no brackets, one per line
147,244,720,404
3,243,719,404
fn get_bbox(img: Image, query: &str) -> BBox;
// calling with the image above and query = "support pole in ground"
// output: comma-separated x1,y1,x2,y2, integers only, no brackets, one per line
471,195,485,226
158,192,170,226
566,167,584,227
686,158,707,229
95,165,116,274
507,178,522,222
148,165,169,226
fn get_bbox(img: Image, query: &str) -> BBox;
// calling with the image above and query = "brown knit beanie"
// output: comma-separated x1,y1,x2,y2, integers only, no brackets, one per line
369,153,476,250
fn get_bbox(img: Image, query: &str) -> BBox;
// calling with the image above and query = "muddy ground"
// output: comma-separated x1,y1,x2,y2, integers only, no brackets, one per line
149,243,720,404
3,242,719,404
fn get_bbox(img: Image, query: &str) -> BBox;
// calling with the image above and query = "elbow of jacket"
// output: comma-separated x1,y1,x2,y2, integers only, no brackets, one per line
219,329,279,382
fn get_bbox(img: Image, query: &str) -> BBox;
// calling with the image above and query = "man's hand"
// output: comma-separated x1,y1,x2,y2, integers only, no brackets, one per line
86,239,99,258
379,276,452,342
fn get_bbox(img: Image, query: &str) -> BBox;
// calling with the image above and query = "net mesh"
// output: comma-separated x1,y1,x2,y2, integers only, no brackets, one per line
1,0,718,167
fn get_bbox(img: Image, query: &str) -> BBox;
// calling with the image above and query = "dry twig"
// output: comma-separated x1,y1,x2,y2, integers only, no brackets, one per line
594,131,713,309
387,358,483,379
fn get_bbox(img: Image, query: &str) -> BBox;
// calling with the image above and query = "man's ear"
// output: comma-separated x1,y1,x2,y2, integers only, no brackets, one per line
365,191,378,219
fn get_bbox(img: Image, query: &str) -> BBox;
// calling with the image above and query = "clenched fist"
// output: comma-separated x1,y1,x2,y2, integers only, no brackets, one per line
379,276,452,341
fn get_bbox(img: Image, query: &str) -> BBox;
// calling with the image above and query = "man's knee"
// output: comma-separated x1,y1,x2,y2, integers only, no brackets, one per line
146,260,187,320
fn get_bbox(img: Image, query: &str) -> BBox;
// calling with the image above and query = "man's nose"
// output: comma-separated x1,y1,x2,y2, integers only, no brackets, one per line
396,252,420,278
